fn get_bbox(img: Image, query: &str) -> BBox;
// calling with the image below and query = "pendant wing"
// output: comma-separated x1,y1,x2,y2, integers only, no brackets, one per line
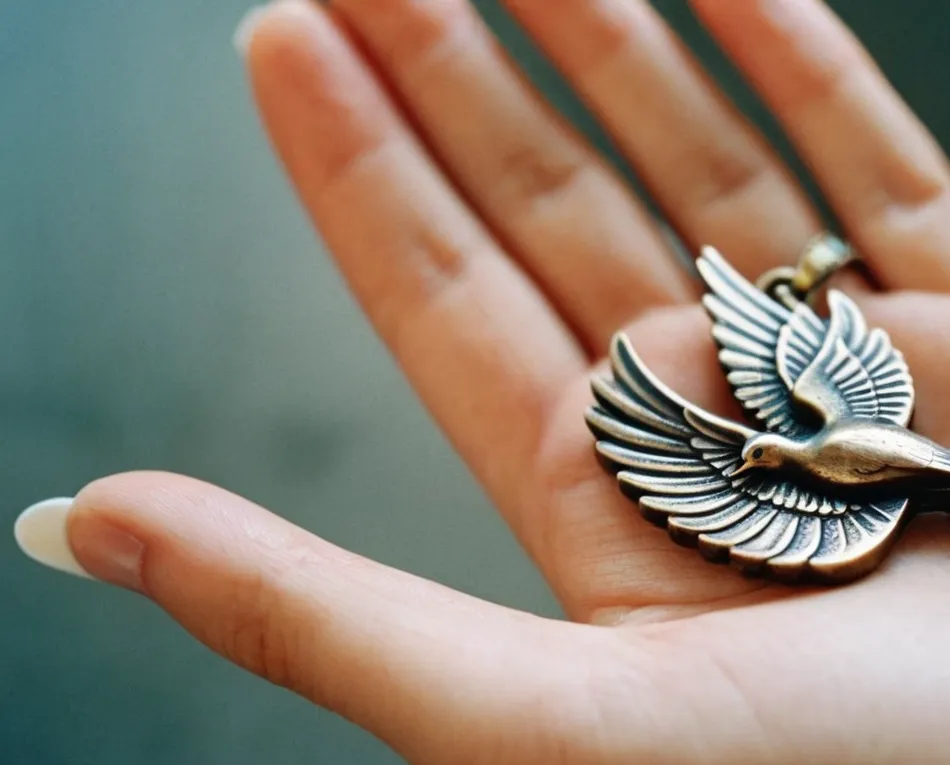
789,291,914,426
586,334,911,583
697,247,914,431
696,247,824,436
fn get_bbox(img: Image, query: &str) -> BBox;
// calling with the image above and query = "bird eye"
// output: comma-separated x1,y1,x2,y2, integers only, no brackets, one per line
751,447,764,460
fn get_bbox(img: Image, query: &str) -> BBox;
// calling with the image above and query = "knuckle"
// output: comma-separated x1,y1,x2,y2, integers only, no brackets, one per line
317,133,392,199
215,559,311,694
366,0,477,74
495,144,589,215
782,47,859,113
220,575,292,687
694,149,770,212
379,226,479,353
574,2,658,76
383,237,467,334
409,224,471,289
870,163,950,222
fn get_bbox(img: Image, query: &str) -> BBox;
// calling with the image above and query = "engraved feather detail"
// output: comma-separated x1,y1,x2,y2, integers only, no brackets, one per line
588,334,908,582
790,291,913,427
585,246,932,584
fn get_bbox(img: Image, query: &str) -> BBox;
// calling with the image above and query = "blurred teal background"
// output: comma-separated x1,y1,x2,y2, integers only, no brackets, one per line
2,1,947,763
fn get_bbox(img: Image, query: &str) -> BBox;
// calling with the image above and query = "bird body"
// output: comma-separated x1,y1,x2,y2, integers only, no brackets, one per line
745,421,950,493
586,246,946,583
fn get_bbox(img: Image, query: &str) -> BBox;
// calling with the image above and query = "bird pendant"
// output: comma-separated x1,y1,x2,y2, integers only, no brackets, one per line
586,247,950,584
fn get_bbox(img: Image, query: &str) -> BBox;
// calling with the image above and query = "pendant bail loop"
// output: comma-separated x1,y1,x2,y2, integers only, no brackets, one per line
756,233,859,308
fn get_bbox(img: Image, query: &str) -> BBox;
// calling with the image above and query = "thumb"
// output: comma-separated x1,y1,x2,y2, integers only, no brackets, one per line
14,472,582,761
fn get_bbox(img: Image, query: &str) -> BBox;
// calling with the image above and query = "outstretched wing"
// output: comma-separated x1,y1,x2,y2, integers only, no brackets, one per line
696,247,825,436
789,290,915,427
696,247,915,431
586,334,910,583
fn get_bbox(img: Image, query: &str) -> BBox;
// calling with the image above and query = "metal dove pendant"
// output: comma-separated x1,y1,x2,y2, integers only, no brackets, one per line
586,237,948,584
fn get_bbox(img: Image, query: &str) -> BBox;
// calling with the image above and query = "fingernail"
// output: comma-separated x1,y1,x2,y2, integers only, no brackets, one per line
234,5,269,56
14,497,146,593
234,1,321,56
14,498,92,579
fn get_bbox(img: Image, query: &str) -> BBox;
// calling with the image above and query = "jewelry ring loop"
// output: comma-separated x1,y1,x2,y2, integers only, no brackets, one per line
792,233,858,295
756,233,860,307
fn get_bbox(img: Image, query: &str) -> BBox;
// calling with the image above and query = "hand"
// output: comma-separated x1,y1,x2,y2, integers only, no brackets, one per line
24,1,950,762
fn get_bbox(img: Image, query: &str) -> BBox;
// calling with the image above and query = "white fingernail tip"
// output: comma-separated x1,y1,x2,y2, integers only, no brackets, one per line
234,5,269,55
14,498,92,579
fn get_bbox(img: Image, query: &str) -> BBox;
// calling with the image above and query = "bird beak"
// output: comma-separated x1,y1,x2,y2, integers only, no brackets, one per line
730,461,754,478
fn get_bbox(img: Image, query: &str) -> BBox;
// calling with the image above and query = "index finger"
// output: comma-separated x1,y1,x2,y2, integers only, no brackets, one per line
242,2,585,565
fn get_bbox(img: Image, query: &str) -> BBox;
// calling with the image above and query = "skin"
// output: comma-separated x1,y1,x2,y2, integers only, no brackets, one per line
61,0,950,762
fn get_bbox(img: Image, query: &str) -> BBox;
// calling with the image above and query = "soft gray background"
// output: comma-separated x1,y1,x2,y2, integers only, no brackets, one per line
2,2,947,763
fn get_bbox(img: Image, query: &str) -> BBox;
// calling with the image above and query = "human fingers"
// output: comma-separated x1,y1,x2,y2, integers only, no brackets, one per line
502,0,824,279
692,0,950,291
240,1,587,562
16,472,592,763
325,0,694,354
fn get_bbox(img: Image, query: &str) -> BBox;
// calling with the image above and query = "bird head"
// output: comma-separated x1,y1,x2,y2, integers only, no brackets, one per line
732,434,788,477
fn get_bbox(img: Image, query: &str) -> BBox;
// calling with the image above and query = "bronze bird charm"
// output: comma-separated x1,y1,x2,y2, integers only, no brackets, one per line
586,246,950,584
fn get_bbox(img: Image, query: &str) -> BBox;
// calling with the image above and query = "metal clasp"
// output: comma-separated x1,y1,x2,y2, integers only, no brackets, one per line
756,234,859,309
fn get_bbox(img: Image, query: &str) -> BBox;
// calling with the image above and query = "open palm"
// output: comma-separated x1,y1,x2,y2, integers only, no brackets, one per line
50,0,950,762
